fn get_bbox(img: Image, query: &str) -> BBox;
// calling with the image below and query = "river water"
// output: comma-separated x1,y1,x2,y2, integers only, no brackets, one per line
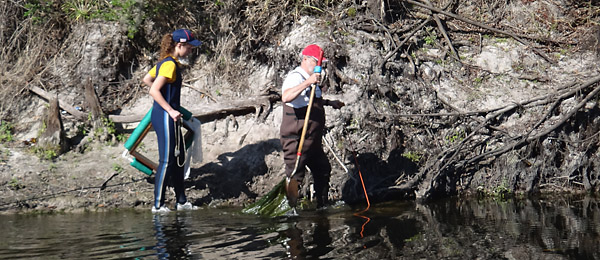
0,196,599,259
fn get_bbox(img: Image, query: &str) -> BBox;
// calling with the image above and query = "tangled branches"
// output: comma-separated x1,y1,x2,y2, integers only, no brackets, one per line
0,1,68,120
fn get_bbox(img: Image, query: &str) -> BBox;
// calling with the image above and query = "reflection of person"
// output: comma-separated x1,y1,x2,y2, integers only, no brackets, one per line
152,214,170,258
307,215,332,256
285,223,306,258
284,215,333,258
152,214,189,259
143,29,201,213
280,44,344,209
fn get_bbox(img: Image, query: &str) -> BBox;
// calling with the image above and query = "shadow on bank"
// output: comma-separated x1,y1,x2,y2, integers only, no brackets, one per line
182,138,424,207
186,138,281,205
342,147,420,206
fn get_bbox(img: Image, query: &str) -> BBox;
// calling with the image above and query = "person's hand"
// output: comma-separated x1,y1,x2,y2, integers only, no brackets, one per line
307,72,320,85
329,100,345,109
168,109,182,121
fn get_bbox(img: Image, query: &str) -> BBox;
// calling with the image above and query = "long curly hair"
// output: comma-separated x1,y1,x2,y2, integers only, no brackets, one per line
159,33,176,60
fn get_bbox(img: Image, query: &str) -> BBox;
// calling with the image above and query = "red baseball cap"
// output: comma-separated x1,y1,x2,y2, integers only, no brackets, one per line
301,44,327,62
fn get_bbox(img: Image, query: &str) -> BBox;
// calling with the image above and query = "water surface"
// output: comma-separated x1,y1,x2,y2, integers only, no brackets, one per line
0,196,599,259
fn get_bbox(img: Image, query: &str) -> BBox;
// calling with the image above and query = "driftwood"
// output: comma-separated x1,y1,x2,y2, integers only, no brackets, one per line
380,74,600,200
404,0,554,63
28,85,87,120
464,75,600,166
28,82,280,125
109,93,280,124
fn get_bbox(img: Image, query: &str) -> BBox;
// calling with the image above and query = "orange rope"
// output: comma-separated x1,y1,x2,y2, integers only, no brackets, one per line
348,136,371,238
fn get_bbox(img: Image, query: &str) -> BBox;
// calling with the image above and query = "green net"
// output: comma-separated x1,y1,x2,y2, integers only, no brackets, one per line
242,178,293,217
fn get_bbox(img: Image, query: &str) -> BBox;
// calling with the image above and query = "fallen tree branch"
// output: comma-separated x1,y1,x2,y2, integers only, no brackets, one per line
423,0,460,61
398,74,600,200
404,0,555,63
381,17,432,71
28,81,280,125
463,75,600,165
28,84,87,120
108,93,281,124
382,80,580,119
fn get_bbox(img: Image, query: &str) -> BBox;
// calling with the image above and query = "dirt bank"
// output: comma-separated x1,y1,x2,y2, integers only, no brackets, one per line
2,1,600,213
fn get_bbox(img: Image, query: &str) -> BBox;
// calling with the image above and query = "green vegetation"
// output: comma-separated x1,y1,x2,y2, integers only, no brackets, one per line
0,148,10,163
136,142,147,153
492,179,512,199
112,163,123,173
92,117,117,141
476,179,513,200
445,129,466,143
512,63,524,72
62,0,96,21
404,233,423,243
8,177,24,190
24,0,143,38
214,0,224,7
31,145,60,160
473,76,483,87
494,37,508,44
77,123,88,136
0,121,14,143
424,28,437,46
402,151,422,163
347,7,357,17
349,118,360,129
424,35,436,45
116,133,127,143
23,0,53,23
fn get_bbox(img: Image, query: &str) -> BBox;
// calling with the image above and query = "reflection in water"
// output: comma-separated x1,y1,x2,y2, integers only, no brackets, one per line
285,223,305,258
405,197,600,259
284,212,334,259
1,197,600,259
153,214,168,258
354,211,371,238
153,213,192,259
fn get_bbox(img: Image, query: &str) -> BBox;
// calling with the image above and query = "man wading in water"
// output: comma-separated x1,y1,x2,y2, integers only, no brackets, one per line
280,44,344,209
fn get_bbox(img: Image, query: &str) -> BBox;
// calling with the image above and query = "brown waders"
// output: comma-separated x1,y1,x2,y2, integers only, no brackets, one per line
280,98,331,207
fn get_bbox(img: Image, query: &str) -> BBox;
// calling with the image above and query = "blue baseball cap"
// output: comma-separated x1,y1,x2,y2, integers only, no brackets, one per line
172,29,201,46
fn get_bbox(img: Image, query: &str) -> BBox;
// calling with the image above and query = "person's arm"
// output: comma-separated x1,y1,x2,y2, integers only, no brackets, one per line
282,73,320,103
143,73,154,88
149,75,181,120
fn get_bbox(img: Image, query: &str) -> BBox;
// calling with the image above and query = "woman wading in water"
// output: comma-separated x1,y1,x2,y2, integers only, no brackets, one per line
143,29,201,213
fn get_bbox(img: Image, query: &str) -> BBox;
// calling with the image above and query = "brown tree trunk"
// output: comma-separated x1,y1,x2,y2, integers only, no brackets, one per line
38,98,68,155
84,78,104,128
